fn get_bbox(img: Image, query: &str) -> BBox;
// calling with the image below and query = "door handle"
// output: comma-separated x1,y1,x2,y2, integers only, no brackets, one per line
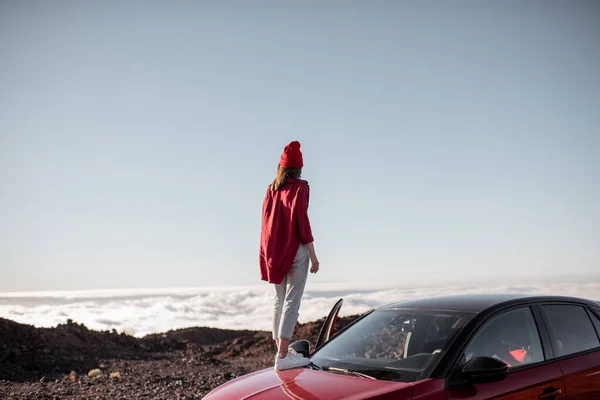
538,388,562,399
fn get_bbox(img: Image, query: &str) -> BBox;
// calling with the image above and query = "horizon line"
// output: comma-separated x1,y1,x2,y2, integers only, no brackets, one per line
1,272,598,298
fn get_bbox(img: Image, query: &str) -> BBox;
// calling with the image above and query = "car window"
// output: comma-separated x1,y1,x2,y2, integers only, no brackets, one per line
310,308,475,382
464,307,544,368
542,305,600,357
590,308,600,337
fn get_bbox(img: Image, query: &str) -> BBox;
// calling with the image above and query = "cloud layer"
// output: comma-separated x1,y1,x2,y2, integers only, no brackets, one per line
1,280,598,337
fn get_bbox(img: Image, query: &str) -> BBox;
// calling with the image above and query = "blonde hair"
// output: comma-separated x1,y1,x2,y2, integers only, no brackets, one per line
270,164,302,191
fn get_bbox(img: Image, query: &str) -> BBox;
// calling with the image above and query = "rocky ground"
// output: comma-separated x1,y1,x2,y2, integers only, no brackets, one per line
0,313,361,399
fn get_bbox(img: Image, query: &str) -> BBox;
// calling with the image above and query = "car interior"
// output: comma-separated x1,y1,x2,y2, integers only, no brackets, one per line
464,307,544,367
542,305,600,357
313,309,475,381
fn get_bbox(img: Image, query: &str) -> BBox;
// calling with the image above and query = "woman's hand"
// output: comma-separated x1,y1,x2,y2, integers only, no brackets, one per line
310,257,319,274
306,242,319,274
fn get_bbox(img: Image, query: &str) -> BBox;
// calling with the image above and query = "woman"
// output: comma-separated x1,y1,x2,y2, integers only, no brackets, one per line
259,141,320,371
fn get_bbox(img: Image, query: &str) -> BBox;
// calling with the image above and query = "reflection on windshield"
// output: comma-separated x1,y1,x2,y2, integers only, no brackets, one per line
310,308,474,382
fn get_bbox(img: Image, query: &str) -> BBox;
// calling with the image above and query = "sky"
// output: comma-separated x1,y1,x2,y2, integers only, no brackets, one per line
1,0,599,292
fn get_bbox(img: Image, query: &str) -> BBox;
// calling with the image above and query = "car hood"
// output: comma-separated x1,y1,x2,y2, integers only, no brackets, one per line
203,367,414,400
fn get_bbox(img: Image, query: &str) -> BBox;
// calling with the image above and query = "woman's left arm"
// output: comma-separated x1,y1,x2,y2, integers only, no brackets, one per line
296,184,314,246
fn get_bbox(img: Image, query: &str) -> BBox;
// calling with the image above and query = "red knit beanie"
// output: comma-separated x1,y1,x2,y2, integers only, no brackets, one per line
279,141,303,168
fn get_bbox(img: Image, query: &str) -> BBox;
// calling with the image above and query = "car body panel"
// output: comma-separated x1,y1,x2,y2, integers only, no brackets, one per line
411,378,447,400
380,294,586,314
558,351,600,399
203,367,415,400
315,298,343,350
446,362,566,399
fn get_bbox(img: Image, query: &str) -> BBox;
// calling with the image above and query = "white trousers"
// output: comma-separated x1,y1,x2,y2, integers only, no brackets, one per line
272,244,309,340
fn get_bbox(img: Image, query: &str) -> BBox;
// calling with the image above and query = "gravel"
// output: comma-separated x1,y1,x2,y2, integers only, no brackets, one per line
0,314,361,399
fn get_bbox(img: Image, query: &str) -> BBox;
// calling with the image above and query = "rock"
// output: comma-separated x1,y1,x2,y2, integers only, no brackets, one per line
88,368,103,379
0,313,363,398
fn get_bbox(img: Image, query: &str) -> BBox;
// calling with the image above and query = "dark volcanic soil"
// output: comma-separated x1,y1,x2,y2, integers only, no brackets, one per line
0,313,362,399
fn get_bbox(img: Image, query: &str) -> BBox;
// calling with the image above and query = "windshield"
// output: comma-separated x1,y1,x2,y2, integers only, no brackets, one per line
310,307,475,382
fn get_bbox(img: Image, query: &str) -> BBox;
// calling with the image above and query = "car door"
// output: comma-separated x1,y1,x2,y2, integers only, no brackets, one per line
537,303,600,399
314,298,343,350
446,306,566,400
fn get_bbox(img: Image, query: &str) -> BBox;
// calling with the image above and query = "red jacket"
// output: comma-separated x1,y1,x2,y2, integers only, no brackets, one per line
259,179,314,284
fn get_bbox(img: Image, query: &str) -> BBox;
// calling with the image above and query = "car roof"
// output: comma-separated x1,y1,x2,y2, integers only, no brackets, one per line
380,293,597,314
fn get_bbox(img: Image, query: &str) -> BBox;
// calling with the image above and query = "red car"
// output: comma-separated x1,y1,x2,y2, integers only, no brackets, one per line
204,294,600,399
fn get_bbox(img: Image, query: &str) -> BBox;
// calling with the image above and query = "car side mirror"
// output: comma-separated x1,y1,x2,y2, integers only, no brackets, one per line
289,339,311,358
461,356,509,385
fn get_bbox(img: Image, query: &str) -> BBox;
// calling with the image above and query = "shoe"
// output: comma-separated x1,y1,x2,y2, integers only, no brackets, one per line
274,351,310,371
